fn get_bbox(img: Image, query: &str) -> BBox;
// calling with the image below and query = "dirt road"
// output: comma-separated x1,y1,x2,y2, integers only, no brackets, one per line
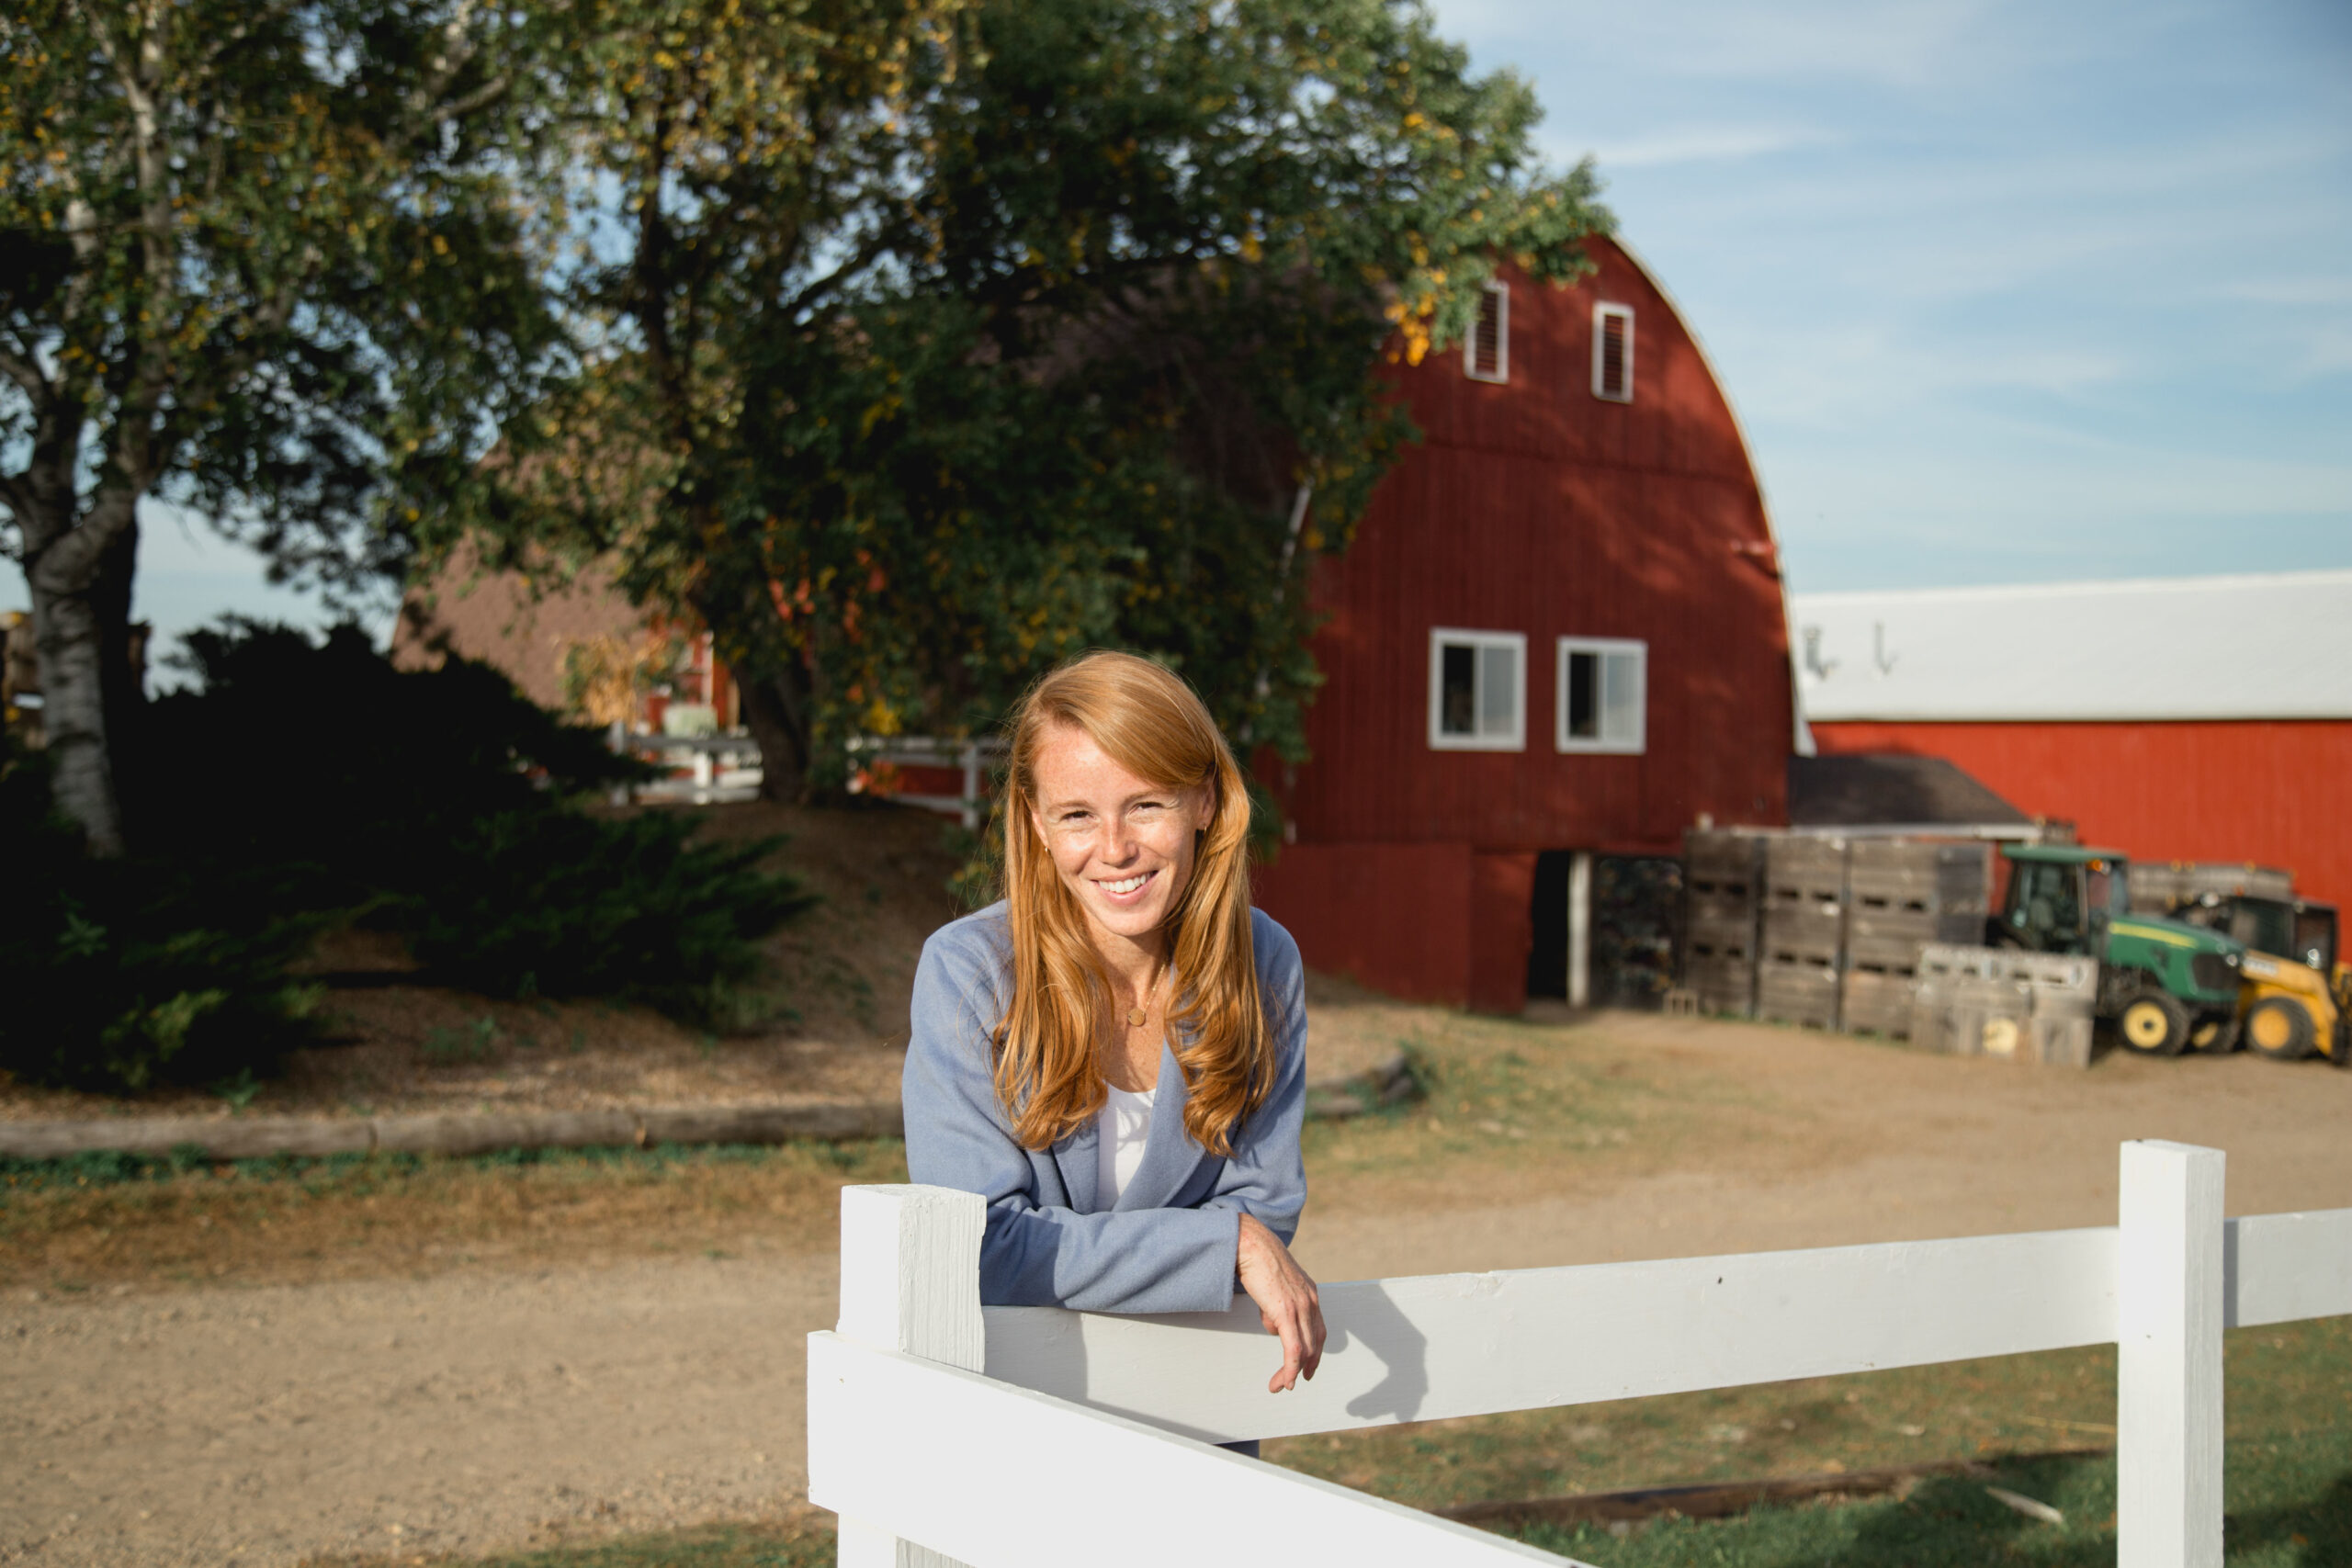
7,1012,2350,1567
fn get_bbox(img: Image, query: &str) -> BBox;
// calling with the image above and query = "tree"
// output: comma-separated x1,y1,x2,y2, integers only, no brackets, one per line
469,0,1607,801
437,0,975,799
1,0,555,852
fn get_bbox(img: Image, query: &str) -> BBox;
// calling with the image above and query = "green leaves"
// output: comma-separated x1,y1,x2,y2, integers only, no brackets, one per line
462,0,1609,797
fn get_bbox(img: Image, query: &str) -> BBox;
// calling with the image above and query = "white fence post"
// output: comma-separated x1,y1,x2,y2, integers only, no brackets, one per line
2118,1139,2225,1568
831,1185,987,1568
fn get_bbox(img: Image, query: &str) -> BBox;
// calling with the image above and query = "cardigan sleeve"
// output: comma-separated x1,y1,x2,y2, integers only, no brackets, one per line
900,908,1308,1314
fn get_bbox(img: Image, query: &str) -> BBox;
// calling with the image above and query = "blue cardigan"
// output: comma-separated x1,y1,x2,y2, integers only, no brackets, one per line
901,902,1308,1314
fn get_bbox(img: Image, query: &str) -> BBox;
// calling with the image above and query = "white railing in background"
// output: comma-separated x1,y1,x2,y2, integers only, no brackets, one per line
806,1142,2352,1568
843,735,1005,829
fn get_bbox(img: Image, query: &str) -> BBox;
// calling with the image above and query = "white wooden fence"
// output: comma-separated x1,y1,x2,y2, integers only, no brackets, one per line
807,1140,2352,1568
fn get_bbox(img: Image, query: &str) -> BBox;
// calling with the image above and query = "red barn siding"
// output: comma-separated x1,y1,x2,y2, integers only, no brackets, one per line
1255,239,1794,1010
1251,843,1474,1006
1812,720,2352,911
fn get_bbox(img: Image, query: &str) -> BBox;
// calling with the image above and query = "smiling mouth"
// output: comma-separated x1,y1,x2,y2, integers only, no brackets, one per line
1100,871,1155,895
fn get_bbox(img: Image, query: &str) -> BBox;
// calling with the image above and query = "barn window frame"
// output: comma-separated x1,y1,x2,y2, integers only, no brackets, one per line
1464,280,1510,384
1555,636,1646,754
1592,301,1634,402
1428,627,1526,752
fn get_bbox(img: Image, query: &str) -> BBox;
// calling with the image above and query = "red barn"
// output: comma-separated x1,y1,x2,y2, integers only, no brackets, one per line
1252,236,1799,1014
1792,572,2352,911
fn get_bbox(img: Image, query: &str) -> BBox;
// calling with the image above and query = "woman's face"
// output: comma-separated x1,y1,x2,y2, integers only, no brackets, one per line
1028,721,1216,955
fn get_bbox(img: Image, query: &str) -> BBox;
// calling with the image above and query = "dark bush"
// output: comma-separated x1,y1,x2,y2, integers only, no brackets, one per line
410,807,816,1018
6,621,814,1096
0,739,329,1092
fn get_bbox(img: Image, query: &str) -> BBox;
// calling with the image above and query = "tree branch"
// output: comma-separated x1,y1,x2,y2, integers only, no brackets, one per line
0,468,35,538
0,347,51,400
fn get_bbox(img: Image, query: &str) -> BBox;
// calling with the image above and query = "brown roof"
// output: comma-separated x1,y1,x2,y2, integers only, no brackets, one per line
1788,752,2031,829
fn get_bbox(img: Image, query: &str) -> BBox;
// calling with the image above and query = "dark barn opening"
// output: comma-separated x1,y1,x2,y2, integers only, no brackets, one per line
1527,851,1575,999
1527,852,1685,1008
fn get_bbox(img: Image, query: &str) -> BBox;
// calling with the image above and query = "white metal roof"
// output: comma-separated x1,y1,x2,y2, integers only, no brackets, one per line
1790,570,2352,723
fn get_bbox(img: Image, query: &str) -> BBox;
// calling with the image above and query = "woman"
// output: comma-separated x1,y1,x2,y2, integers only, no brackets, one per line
903,651,1328,1395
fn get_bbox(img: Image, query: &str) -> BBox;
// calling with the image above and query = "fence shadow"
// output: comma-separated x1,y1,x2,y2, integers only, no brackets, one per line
1337,1281,1431,1424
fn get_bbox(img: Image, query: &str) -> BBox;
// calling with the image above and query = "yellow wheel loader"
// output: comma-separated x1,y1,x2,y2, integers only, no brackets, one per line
2173,895,2349,1065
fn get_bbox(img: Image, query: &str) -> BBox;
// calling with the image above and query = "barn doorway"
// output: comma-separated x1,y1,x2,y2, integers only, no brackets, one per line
1527,852,1686,1009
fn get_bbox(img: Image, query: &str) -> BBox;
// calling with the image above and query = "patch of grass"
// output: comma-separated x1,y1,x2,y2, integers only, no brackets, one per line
1267,1342,2126,1512
304,1517,833,1568
0,1138,910,1291
1296,1008,1769,1218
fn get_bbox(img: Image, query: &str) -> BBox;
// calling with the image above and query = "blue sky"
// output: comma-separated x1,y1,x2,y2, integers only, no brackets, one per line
9,0,2348,652
1427,0,2352,592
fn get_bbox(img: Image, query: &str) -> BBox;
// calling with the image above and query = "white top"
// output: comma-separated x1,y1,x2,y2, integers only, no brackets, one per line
1790,570,2352,722
1094,1082,1158,1211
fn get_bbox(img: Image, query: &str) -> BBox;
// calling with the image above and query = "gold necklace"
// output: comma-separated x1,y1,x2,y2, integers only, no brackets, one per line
1125,965,1168,1029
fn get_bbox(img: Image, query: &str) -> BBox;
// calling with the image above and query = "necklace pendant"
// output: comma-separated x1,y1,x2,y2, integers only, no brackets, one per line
1126,1005,1147,1028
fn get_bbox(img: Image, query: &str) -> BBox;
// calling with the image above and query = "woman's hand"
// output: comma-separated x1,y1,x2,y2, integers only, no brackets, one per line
1236,1212,1326,1393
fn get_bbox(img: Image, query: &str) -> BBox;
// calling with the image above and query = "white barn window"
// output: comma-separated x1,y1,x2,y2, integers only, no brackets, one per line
1556,637,1645,753
1464,282,1510,384
1592,301,1634,402
1429,628,1525,750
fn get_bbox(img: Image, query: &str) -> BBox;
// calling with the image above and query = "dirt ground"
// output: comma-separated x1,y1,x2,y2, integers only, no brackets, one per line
6,997,2350,1568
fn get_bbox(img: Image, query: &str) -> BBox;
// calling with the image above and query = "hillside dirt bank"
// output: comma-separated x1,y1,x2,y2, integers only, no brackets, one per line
6,1009,2350,1567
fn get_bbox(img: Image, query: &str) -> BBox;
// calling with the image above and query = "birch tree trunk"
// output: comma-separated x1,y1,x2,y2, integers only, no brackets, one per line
21,484,140,856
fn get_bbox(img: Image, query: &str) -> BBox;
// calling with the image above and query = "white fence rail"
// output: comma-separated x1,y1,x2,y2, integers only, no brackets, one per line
807,1142,2352,1568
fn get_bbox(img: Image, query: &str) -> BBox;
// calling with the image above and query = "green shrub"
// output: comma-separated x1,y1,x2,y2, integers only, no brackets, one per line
408,807,815,1021
5,621,815,1094
0,739,329,1092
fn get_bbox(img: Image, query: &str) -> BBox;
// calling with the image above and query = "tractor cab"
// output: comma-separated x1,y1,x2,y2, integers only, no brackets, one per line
2173,894,2337,976
2170,894,2348,1064
1998,846,2125,954
1996,844,2246,1055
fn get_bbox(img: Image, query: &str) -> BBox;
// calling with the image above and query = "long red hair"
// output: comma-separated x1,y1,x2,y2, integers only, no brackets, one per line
993,651,1274,1157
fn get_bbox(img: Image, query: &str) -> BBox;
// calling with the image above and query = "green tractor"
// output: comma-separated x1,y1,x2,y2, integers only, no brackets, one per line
1994,844,2246,1056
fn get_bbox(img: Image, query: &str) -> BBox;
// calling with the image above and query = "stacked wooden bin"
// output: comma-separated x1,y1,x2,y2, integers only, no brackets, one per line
1909,945,2098,1067
1841,840,1995,1038
1680,830,1995,1043
1759,837,1849,1029
1681,830,1766,1017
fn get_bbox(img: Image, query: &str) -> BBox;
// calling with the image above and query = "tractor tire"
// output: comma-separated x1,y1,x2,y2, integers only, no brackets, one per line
2188,1015,2241,1055
2117,992,2190,1056
2245,997,2316,1061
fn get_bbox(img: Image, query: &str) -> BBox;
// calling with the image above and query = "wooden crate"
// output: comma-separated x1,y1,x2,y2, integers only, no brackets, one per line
2029,1013,2096,1069
1687,888,1759,929
1951,975,2036,1059
1684,829,1767,901
1841,969,1916,1038
1685,909,1759,964
1917,942,2003,983
1764,834,1849,904
1846,928,1929,975
1686,954,1757,1018
1758,957,1839,1030
1762,898,1844,964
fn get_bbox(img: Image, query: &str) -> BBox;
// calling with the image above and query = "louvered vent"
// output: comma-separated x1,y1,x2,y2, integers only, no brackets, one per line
1464,282,1510,383
1592,302,1634,402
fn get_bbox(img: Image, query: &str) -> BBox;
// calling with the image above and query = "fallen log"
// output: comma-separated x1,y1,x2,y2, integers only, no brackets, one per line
0,1115,374,1162
371,1110,642,1157
0,1047,1401,1165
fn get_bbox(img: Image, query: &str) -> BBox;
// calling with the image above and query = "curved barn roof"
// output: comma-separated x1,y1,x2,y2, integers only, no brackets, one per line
1792,570,2352,722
